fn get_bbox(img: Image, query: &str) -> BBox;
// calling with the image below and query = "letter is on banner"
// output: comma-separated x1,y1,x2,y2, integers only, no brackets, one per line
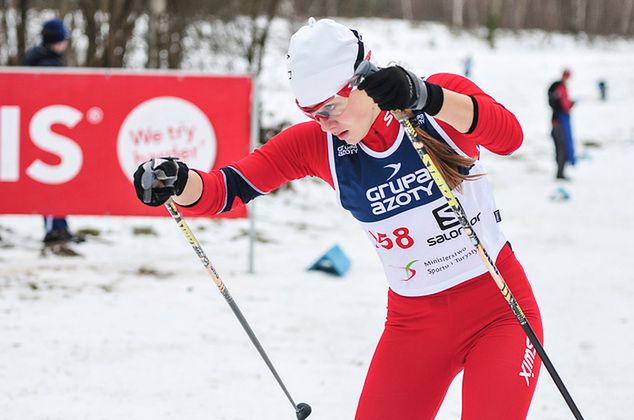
26,105,83,184
0,106,20,182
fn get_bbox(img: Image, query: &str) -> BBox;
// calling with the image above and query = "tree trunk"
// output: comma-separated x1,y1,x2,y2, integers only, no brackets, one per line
59,0,79,67
147,0,168,68
14,0,28,65
108,0,139,68
0,1,7,65
167,14,185,69
575,0,587,32
465,0,479,28
325,0,337,17
80,0,99,67
402,0,414,21
147,10,159,68
587,0,601,33
451,0,463,27
621,0,634,35
244,0,282,75
512,0,528,31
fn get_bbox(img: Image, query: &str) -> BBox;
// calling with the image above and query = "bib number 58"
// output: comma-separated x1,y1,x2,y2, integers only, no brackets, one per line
368,227,414,250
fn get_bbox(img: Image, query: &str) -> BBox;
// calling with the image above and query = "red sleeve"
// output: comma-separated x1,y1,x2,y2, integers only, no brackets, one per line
556,84,573,113
427,73,523,157
179,121,333,217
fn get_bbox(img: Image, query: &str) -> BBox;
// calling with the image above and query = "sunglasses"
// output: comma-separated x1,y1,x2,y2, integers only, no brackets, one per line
297,48,372,122
296,84,354,121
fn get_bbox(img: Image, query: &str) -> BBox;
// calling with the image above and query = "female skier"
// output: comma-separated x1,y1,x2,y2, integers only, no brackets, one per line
134,18,542,420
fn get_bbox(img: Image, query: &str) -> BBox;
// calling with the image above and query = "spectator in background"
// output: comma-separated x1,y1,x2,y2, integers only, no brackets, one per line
547,69,576,180
597,79,607,101
463,54,473,78
24,18,69,67
23,18,83,254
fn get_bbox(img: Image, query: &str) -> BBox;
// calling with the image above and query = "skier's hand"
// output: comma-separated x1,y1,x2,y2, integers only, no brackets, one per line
358,66,426,111
133,157,189,207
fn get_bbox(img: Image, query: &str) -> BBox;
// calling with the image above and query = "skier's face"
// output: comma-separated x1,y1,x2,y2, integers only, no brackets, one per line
315,89,380,144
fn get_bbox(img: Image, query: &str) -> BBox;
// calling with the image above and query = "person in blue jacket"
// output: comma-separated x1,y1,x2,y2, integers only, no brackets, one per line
24,18,69,67
24,19,83,252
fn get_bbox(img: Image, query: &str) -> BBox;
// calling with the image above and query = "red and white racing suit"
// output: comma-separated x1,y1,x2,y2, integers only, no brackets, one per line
180,73,543,419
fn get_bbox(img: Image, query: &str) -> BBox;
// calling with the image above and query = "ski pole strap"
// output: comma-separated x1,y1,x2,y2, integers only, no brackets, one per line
140,158,182,204
140,160,156,204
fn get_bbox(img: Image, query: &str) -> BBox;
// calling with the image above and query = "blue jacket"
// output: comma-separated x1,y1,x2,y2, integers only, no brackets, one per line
23,45,64,67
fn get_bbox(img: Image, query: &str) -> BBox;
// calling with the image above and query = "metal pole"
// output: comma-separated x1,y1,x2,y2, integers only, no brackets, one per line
248,75,260,274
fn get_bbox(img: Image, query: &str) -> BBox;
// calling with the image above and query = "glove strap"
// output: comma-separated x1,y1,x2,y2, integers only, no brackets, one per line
405,71,444,116
404,69,427,111
423,82,444,116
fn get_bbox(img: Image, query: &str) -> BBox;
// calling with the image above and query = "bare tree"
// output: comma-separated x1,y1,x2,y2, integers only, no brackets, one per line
0,2,7,63
146,0,163,68
621,0,634,35
511,0,529,31
575,0,587,32
452,0,463,27
11,0,28,64
402,0,414,21
2,0,634,68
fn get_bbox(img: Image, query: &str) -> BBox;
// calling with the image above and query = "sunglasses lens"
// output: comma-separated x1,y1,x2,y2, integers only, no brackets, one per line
313,97,349,120
297,80,355,121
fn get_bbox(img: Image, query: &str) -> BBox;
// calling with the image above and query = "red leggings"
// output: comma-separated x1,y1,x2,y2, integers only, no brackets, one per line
355,247,543,420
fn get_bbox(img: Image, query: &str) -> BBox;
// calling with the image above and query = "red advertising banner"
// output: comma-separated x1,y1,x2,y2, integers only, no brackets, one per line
0,69,252,217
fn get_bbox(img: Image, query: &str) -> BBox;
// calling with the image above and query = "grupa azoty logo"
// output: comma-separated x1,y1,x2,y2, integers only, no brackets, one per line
366,165,435,216
117,96,217,180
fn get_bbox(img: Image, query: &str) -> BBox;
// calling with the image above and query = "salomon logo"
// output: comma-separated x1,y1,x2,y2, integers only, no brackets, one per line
427,202,481,247
432,203,461,230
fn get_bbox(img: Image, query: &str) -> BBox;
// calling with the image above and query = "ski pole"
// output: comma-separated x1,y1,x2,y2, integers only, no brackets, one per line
163,200,312,420
139,161,310,419
353,61,585,420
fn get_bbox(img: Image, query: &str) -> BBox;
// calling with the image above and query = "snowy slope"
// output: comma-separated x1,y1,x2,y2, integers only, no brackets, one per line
1,18,634,420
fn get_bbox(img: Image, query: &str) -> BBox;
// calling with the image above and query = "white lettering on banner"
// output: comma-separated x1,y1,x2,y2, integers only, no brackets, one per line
117,96,217,180
0,106,20,181
26,105,83,184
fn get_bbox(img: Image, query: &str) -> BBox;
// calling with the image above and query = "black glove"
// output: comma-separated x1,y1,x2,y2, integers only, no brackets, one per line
133,157,189,207
357,65,444,115
357,66,423,111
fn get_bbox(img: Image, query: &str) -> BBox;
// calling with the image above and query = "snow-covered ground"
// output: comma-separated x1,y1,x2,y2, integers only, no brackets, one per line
2,18,634,420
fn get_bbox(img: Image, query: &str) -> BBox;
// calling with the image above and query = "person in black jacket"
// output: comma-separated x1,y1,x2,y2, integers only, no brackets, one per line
24,19,83,254
547,69,575,180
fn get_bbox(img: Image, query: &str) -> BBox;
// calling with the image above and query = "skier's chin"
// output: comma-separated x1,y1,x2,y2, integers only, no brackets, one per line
341,131,362,145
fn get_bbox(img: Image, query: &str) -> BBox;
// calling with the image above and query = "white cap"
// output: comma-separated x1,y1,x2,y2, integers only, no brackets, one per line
287,18,361,107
